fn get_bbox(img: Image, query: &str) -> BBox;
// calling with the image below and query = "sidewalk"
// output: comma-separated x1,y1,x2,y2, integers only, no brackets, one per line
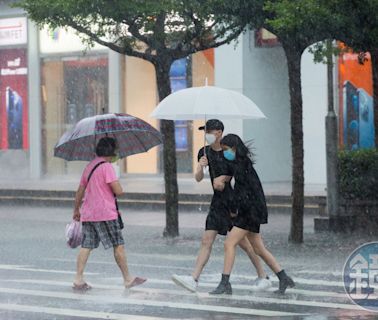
0,174,327,196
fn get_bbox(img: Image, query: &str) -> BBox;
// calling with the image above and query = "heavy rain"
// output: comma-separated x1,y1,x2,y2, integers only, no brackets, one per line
0,0,378,319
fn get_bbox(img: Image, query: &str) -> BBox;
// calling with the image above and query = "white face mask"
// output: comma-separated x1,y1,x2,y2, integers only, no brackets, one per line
205,133,217,145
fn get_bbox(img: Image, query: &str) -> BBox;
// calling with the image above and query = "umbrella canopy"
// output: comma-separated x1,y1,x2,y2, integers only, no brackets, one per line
150,86,266,120
54,113,163,161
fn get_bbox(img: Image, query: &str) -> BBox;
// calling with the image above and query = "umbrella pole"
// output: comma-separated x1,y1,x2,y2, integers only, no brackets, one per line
203,114,207,158
203,78,208,158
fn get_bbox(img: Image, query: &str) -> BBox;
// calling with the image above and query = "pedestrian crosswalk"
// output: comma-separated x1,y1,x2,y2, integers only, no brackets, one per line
0,260,372,320
0,303,170,320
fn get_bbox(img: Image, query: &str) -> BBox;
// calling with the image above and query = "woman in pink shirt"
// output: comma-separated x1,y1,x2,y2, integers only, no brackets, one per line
72,137,146,291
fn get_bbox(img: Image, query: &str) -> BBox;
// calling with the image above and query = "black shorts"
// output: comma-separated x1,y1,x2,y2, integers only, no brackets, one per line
205,204,233,236
232,214,260,233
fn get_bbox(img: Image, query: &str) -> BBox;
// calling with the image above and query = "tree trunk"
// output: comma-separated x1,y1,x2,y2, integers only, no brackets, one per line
283,44,304,243
371,49,378,148
154,58,179,237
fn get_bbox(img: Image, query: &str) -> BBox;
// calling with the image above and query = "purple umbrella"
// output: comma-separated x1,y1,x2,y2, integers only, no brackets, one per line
54,113,163,161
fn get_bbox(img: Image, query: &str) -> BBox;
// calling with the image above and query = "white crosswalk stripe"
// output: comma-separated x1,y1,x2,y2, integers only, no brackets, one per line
0,287,306,317
7,278,347,299
4,279,358,310
0,263,368,319
0,303,169,320
0,264,99,275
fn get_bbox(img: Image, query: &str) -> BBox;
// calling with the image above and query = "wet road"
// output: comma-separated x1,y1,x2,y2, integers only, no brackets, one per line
0,205,376,319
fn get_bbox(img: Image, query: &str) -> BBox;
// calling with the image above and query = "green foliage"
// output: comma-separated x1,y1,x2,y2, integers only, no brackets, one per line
307,41,344,64
262,0,335,48
298,0,378,62
265,0,331,36
338,149,378,200
326,0,378,52
248,0,378,62
14,0,246,61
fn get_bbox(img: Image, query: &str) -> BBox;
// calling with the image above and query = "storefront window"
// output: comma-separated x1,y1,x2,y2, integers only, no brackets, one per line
64,58,108,122
41,54,108,176
170,57,193,173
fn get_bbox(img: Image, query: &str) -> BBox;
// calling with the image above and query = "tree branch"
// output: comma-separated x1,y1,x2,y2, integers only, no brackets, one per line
69,19,156,62
153,12,168,52
170,25,245,59
124,17,155,49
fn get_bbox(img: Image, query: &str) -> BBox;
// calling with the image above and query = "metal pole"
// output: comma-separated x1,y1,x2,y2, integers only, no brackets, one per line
325,40,339,217
28,19,42,179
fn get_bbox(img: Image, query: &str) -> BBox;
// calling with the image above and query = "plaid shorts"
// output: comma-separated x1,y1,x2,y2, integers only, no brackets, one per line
82,220,124,250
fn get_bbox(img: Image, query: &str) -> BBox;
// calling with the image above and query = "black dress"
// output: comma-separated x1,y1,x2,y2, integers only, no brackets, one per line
198,146,234,235
229,158,268,233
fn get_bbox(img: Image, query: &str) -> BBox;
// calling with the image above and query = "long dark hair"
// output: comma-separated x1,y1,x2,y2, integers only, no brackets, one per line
220,134,255,164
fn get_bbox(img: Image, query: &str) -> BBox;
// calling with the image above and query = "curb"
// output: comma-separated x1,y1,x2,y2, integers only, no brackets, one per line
0,189,324,215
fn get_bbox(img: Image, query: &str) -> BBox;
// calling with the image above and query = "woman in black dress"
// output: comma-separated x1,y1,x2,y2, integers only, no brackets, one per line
210,134,295,295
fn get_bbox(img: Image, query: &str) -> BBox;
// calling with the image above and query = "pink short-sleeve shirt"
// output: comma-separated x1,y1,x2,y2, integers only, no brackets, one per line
79,157,119,222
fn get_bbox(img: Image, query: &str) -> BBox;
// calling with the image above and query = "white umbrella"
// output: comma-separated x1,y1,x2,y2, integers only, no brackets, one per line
150,86,266,120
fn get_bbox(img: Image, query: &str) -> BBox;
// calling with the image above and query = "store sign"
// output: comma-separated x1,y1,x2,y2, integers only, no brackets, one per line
40,26,105,53
255,28,279,47
0,57,27,76
0,17,28,46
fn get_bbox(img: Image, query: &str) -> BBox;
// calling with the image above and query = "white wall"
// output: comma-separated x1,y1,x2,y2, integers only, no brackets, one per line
0,1,23,16
214,36,244,138
214,30,328,185
241,31,291,182
301,48,327,184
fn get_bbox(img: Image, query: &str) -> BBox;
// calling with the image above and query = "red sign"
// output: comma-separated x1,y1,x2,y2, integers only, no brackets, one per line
0,48,29,150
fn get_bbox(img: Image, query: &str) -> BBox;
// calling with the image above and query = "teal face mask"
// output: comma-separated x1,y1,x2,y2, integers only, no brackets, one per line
223,149,236,161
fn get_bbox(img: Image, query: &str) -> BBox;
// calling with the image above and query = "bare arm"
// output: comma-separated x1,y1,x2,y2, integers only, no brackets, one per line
224,175,232,183
195,156,208,182
213,175,232,191
195,163,204,182
110,180,123,196
73,185,85,221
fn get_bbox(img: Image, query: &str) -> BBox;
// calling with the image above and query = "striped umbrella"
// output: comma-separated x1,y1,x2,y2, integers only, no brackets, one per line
54,113,163,161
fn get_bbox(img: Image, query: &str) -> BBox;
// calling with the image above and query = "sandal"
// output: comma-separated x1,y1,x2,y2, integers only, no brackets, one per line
72,282,92,292
125,277,147,289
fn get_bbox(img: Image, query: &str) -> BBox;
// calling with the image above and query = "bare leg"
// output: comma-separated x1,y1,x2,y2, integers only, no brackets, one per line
223,227,249,275
74,248,91,285
247,233,282,273
192,230,218,280
247,233,295,293
113,245,133,284
238,237,267,278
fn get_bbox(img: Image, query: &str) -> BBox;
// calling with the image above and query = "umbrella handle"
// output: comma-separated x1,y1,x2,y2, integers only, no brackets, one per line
203,133,206,157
